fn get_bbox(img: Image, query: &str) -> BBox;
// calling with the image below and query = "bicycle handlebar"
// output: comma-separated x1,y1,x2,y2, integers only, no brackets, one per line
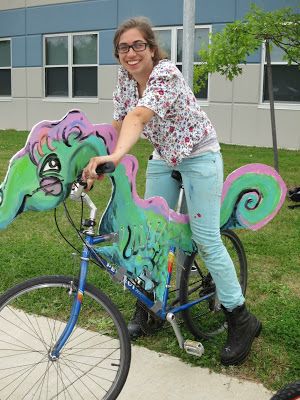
69,162,116,225
95,161,115,175
72,162,115,195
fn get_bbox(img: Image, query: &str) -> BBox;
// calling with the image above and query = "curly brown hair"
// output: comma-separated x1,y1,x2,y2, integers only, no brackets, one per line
113,16,168,65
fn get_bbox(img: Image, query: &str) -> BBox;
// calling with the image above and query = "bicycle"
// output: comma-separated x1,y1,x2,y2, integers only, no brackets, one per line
0,110,287,399
0,161,249,400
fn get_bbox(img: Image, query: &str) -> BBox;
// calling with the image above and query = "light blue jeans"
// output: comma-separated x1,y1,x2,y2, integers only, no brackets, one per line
145,152,245,310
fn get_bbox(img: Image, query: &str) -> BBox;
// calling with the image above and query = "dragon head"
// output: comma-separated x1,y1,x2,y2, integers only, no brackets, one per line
0,110,117,230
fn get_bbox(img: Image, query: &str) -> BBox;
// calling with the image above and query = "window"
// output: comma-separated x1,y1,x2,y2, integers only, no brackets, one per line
262,43,300,103
44,33,98,98
154,26,210,100
0,39,11,97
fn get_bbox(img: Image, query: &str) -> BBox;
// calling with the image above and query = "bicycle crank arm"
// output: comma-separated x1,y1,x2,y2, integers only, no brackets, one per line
166,313,205,357
166,312,184,348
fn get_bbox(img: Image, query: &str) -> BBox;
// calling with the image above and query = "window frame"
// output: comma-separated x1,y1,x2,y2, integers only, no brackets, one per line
259,41,300,110
43,31,99,101
153,25,211,103
0,38,12,99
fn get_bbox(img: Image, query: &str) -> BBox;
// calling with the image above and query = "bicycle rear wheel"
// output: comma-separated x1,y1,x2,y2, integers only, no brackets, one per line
179,229,247,339
0,275,131,400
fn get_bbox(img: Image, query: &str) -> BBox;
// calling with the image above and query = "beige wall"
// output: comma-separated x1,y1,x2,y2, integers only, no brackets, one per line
0,65,118,130
206,64,300,150
1,64,299,150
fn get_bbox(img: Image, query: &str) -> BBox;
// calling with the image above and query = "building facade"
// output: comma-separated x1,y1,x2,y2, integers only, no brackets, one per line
0,0,299,149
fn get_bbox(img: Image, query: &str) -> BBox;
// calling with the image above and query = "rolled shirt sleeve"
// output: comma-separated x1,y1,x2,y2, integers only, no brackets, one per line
137,67,181,119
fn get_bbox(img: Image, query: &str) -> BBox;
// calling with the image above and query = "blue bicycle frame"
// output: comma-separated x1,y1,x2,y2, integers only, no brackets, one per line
50,228,214,358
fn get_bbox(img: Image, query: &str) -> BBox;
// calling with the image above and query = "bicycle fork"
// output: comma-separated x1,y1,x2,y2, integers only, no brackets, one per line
49,238,92,360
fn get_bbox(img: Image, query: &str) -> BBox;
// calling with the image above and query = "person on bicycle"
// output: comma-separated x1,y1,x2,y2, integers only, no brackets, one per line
83,16,262,366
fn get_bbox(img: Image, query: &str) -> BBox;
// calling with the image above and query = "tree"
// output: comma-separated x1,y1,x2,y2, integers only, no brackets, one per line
194,5,300,172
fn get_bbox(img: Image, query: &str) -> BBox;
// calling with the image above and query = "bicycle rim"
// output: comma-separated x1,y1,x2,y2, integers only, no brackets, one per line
0,275,131,400
180,229,248,339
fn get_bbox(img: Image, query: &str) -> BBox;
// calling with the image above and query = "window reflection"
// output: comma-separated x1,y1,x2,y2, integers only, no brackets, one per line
44,33,98,97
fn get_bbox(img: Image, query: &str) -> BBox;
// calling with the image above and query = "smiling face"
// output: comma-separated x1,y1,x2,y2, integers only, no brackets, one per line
117,28,155,82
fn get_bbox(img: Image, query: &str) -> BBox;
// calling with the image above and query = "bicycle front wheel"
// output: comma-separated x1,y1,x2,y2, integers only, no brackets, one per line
0,275,131,400
180,229,247,339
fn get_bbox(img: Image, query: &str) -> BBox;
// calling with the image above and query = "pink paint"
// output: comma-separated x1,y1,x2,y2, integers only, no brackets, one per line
222,163,287,231
121,156,189,225
13,109,117,164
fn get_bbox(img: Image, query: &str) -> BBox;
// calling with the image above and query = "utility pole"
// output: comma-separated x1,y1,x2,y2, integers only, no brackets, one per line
182,0,196,89
177,0,196,290
265,39,279,172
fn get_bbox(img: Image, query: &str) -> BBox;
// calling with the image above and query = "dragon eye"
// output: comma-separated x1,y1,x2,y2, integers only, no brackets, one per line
44,159,59,171
40,154,61,175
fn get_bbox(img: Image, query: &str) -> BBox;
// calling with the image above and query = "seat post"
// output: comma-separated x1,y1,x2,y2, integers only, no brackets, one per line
171,170,188,291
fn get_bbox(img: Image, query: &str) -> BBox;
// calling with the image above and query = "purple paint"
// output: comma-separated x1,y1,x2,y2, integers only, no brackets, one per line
222,163,287,231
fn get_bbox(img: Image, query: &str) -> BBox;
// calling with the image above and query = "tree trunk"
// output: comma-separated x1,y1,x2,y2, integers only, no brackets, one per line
265,40,279,172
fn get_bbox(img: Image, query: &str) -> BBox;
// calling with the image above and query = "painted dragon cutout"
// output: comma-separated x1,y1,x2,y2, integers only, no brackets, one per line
0,110,287,301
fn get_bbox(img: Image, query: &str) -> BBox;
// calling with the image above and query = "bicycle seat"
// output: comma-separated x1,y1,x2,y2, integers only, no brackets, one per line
171,170,182,184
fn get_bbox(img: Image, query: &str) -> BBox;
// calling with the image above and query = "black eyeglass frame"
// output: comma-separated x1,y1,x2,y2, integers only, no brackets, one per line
116,41,149,54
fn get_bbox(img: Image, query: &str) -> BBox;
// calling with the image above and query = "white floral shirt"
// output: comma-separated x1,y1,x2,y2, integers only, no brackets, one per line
113,59,219,166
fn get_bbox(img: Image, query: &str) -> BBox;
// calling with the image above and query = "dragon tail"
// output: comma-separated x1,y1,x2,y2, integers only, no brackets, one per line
220,163,287,231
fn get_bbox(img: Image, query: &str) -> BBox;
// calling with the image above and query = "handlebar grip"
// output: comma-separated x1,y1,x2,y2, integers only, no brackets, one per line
95,161,115,175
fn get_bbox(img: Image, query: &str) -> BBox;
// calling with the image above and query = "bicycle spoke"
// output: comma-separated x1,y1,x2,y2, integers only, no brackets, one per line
0,277,130,399
61,358,109,398
58,348,119,398
21,359,53,400
0,353,47,399
180,230,247,339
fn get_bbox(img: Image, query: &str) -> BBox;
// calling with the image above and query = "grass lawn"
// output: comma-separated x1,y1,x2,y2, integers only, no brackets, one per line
0,129,299,392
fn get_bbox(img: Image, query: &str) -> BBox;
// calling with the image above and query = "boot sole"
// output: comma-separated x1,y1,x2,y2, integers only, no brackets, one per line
221,321,262,366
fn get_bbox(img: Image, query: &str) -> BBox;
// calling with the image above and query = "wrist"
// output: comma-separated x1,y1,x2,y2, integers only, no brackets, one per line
110,152,124,166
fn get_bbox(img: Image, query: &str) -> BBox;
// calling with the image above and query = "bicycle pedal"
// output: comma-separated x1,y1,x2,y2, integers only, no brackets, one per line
183,340,204,357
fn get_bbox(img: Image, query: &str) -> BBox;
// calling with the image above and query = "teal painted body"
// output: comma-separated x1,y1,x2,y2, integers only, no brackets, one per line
0,110,287,301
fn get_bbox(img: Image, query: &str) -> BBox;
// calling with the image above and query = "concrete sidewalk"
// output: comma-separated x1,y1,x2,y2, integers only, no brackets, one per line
119,345,274,400
0,306,274,399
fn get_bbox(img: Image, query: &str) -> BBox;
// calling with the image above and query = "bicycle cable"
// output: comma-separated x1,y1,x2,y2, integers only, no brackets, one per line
54,205,81,255
54,189,178,309
54,198,112,269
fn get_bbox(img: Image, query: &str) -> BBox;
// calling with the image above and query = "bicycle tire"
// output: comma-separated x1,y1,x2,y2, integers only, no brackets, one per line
179,229,248,339
270,382,300,400
0,275,131,400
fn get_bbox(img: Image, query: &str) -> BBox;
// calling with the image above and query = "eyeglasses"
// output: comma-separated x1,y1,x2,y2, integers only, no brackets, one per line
116,41,148,54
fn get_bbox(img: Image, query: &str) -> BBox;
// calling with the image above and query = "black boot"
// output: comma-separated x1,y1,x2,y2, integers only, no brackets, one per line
221,304,262,366
127,303,144,340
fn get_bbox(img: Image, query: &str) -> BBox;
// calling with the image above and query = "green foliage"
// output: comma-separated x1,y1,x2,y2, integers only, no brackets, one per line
194,4,300,91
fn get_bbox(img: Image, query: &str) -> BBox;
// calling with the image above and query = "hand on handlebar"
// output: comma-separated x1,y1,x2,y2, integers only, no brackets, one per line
82,156,116,191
